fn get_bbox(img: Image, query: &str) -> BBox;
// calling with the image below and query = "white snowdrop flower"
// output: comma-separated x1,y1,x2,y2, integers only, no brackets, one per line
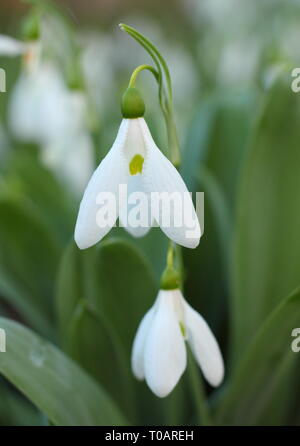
9,56,94,195
42,91,94,195
74,91,201,249
131,288,224,398
80,32,115,116
9,62,70,144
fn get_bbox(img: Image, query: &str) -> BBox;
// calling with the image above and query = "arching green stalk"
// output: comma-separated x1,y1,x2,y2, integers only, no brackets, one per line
128,64,159,88
119,23,181,167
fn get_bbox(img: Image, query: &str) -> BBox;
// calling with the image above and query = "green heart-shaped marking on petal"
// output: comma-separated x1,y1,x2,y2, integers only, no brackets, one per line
129,154,144,175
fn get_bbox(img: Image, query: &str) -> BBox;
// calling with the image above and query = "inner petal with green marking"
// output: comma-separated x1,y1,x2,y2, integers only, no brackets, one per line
129,154,144,175
179,321,186,338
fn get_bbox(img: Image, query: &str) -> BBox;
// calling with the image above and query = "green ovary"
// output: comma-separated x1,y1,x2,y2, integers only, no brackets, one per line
129,154,144,175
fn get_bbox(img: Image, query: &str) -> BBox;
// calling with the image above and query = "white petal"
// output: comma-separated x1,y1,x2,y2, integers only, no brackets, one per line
119,173,153,237
74,120,129,249
0,35,27,56
144,290,187,397
121,118,146,161
184,299,224,387
131,305,156,380
140,118,201,248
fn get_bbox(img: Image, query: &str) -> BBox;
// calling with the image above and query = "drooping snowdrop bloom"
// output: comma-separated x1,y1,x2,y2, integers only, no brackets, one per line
0,30,94,195
131,288,224,398
9,62,70,144
8,56,94,194
42,91,94,195
75,87,201,249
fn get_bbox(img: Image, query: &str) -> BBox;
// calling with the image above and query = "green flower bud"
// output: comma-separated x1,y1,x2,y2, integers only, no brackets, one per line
121,87,145,118
160,267,181,290
22,13,40,41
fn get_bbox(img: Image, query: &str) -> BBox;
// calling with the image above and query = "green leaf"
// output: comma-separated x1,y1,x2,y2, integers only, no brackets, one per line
87,239,157,352
181,95,218,191
0,379,42,426
112,226,168,280
186,348,213,426
0,199,61,338
216,288,300,425
182,91,254,328
182,89,256,197
204,89,257,211
0,317,128,426
183,168,229,330
3,149,75,245
232,75,300,359
57,238,157,352
56,239,158,423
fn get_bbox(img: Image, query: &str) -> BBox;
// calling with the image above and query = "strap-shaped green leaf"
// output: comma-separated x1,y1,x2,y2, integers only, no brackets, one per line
56,239,157,423
0,199,60,339
216,288,300,425
0,317,128,426
232,74,300,359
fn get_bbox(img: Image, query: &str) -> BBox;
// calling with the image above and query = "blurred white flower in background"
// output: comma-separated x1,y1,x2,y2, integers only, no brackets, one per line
80,32,115,117
195,0,256,31
9,59,94,195
218,38,261,85
0,24,94,196
42,91,94,195
279,24,300,64
9,62,69,144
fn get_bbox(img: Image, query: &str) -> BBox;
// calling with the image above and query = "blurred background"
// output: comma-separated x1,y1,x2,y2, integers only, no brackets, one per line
0,0,300,426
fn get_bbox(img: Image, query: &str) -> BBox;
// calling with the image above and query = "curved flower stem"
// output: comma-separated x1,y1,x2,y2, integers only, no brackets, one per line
120,23,181,166
128,64,159,88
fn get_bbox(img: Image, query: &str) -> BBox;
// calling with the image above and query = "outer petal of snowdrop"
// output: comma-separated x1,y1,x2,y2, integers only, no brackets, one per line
74,120,130,249
143,291,187,397
184,299,224,387
131,305,156,380
140,119,201,248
